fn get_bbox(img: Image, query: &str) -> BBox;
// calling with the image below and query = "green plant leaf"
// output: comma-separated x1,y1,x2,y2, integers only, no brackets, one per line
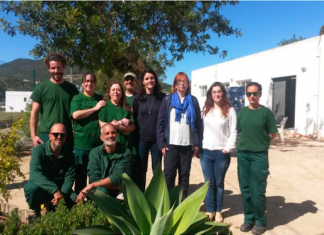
192,211,208,224
150,206,174,235
86,190,136,234
122,173,152,234
185,221,229,235
170,181,209,235
169,185,183,208
145,162,170,221
73,225,115,234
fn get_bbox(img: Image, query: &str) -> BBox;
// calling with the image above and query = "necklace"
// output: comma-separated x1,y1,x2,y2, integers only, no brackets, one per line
147,97,155,115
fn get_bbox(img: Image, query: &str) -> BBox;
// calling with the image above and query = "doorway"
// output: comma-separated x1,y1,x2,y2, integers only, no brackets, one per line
272,76,296,128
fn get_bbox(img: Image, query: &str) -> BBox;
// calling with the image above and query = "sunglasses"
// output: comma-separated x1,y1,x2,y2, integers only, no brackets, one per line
246,92,260,97
51,133,67,138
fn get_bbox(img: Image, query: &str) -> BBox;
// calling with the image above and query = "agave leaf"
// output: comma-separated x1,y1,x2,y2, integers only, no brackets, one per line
86,190,136,234
122,173,152,234
73,225,115,234
170,181,209,235
150,206,174,235
109,215,141,235
185,221,229,235
169,185,183,208
145,162,170,221
192,211,208,224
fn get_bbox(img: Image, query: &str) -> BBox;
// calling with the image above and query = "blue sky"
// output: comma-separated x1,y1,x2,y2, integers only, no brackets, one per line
1,1,324,85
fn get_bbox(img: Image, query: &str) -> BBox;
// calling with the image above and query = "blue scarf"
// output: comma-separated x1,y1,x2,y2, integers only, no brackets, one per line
171,92,196,131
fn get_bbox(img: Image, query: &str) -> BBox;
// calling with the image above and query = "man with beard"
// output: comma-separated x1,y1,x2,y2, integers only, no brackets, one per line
70,73,105,195
76,123,132,202
123,72,137,107
24,124,76,217
30,53,79,148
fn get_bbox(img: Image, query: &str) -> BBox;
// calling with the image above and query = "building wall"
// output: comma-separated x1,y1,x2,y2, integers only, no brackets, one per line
191,36,324,137
5,91,32,112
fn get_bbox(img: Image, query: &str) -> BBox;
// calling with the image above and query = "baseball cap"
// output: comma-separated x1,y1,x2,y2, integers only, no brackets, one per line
124,72,137,80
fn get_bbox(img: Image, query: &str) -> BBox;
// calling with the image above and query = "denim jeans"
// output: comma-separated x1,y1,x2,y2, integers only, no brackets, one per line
134,141,162,191
200,149,231,212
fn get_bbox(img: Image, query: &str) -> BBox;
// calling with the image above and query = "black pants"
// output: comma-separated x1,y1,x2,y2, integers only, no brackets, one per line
164,145,193,200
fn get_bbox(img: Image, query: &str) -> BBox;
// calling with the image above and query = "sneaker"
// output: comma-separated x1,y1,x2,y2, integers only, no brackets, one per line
240,222,254,232
252,225,266,235
215,212,224,222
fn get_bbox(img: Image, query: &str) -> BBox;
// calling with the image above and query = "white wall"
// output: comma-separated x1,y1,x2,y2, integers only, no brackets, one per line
5,91,32,112
192,36,324,137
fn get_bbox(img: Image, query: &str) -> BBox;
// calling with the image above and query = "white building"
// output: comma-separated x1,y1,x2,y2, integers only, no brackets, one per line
5,91,32,112
192,35,324,138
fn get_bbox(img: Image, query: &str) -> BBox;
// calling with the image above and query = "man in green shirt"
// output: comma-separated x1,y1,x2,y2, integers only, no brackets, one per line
70,72,105,195
123,72,137,107
30,53,79,148
24,123,76,217
76,123,132,203
237,82,278,235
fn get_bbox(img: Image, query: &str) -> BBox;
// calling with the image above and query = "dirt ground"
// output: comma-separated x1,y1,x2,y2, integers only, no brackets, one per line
2,136,324,235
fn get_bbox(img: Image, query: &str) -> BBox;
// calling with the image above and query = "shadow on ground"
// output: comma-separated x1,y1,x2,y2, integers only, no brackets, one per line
197,190,318,230
7,180,28,190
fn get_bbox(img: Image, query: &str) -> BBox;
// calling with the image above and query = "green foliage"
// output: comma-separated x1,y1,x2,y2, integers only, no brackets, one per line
20,103,32,139
0,1,241,78
0,118,25,202
278,34,305,46
1,201,108,235
75,164,229,235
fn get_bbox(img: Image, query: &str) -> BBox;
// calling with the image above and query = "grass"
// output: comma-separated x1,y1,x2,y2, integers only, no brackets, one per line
0,112,24,121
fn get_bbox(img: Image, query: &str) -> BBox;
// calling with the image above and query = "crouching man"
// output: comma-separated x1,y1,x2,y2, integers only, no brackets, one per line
24,123,76,217
76,123,132,203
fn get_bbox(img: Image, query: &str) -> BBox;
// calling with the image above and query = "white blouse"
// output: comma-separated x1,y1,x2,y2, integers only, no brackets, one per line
169,108,192,146
202,107,237,152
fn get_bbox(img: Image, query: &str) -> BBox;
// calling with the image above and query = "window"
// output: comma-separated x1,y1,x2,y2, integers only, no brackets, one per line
199,85,207,97
24,97,27,102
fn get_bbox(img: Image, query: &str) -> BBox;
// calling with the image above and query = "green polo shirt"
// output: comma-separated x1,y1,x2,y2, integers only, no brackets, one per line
98,100,135,154
237,106,278,152
87,143,132,186
28,140,76,195
126,95,134,106
30,80,79,134
70,93,103,150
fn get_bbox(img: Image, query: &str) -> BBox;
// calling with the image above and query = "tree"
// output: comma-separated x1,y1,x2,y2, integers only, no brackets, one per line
0,1,242,77
278,34,305,46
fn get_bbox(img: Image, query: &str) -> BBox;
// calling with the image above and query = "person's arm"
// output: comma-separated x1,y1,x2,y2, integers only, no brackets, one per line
270,133,277,141
267,109,279,142
72,100,106,120
156,97,168,155
60,151,76,195
30,102,43,146
118,122,135,132
223,108,238,153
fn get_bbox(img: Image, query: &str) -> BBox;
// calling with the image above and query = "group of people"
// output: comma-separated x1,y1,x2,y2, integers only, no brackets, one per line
24,52,277,235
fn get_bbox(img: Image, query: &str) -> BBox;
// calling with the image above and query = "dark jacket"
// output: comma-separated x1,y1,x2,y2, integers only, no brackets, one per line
156,94,202,150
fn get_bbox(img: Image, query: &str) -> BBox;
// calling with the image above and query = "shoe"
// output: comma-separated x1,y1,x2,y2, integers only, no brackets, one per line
215,212,224,222
205,212,215,221
252,225,266,235
240,222,254,232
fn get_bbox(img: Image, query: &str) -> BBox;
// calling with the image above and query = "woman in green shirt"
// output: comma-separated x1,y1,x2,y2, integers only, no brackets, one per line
99,83,135,151
237,82,277,235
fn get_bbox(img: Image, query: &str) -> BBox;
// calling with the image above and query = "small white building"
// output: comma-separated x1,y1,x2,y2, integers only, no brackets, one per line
5,91,32,112
192,35,324,138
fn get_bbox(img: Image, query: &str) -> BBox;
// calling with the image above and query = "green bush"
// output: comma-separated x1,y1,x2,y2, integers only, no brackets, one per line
75,164,229,235
1,201,108,235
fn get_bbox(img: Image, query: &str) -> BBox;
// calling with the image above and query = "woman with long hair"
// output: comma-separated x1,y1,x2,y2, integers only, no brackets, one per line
133,67,165,191
200,82,237,222
98,82,135,152
156,72,202,200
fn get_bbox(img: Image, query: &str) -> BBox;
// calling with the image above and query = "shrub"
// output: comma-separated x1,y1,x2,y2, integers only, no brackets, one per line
74,164,229,235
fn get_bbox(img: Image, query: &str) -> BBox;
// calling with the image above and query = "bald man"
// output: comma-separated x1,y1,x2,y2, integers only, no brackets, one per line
24,123,76,217
76,123,132,203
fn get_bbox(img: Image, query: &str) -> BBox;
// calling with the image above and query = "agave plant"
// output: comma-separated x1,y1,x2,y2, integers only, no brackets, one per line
74,164,229,234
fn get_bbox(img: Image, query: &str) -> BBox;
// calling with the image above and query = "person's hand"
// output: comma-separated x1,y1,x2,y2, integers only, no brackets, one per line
222,149,229,154
192,146,199,158
51,191,63,205
76,184,94,203
162,147,168,156
130,106,134,114
94,100,106,111
111,120,120,129
31,135,43,146
120,118,131,127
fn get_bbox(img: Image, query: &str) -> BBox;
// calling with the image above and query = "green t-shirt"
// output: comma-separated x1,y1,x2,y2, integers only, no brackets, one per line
126,95,134,106
31,80,79,134
70,93,103,150
237,106,278,152
98,100,135,154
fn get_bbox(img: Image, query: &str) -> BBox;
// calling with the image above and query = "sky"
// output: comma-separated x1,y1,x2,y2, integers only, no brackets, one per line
1,1,324,85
